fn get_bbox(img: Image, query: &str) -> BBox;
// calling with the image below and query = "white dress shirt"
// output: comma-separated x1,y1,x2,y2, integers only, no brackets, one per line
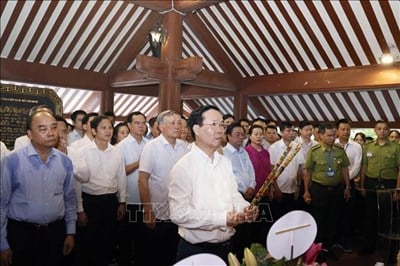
223,143,256,193
139,134,188,220
117,134,147,204
168,144,250,244
74,141,127,202
13,135,30,150
335,139,362,180
0,141,10,161
70,134,92,149
67,129,83,146
269,139,304,193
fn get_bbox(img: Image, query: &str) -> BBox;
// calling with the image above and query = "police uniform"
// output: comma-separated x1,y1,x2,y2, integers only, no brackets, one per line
304,143,350,249
361,139,400,252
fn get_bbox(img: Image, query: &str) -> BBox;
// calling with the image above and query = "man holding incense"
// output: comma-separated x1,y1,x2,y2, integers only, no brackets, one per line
303,123,351,256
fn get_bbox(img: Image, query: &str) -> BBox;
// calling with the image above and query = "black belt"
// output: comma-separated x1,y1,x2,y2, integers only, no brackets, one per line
182,237,231,250
312,181,341,191
8,218,63,232
82,192,117,200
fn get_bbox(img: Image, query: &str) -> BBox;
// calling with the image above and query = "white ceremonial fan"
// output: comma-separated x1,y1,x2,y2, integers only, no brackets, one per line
266,210,317,260
173,253,226,266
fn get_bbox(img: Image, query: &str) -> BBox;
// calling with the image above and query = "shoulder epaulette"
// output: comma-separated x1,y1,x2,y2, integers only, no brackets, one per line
310,144,321,151
334,143,344,149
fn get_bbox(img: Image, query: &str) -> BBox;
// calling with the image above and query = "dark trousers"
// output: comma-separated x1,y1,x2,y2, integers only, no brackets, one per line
176,237,233,265
76,192,118,266
311,182,342,249
253,197,274,245
144,219,179,266
117,204,147,266
7,218,65,266
362,177,396,250
337,180,356,247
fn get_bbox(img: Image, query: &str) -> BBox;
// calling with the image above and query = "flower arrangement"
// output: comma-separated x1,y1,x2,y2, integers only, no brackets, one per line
228,243,328,266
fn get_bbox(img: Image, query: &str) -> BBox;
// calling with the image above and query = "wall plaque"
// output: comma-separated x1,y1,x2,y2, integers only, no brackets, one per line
0,85,62,150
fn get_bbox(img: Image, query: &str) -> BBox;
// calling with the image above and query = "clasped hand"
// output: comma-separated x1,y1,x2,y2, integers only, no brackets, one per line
227,205,259,227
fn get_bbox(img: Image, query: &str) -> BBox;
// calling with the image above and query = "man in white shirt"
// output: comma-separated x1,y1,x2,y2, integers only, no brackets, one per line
269,122,304,219
0,141,10,161
73,115,127,266
168,105,258,264
67,110,86,146
116,111,148,266
70,112,98,148
223,122,256,261
138,110,188,266
334,119,362,253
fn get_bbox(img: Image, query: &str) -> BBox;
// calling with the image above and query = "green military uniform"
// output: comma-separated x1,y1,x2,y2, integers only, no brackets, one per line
361,139,400,254
304,143,350,250
304,143,350,186
362,140,400,180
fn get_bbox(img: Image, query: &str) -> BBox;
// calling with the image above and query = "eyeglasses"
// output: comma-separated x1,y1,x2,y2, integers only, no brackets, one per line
203,122,226,129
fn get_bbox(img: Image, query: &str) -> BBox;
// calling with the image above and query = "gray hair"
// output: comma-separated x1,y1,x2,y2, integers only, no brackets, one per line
157,110,178,124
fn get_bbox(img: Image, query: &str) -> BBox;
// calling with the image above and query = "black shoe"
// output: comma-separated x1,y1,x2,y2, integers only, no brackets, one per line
358,247,374,256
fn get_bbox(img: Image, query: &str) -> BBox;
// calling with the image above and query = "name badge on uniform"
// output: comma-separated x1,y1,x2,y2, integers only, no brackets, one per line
325,168,335,177
366,152,373,157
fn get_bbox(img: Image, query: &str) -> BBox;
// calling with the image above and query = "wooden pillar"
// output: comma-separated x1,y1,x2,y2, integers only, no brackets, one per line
233,89,248,120
101,87,114,114
158,12,182,113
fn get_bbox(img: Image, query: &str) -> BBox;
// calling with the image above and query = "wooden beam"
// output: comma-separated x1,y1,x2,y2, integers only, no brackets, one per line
243,64,400,95
129,1,223,13
1,58,108,90
248,97,270,118
112,85,159,97
182,69,236,91
181,85,233,100
109,68,159,87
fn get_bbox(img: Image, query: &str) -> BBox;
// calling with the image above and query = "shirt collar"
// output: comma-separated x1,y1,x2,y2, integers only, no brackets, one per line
192,143,222,165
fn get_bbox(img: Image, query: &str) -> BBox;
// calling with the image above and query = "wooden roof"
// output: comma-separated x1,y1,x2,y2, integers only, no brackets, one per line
1,0,399,127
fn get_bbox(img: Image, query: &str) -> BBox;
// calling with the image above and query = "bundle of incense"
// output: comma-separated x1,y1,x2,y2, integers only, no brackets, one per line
251,142,302,206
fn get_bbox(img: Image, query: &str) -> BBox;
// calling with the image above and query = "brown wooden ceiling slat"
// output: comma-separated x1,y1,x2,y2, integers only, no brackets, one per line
274,1,319,71
21,1,58,61
353,91,374,123
268,96,291,123
262,1,308,71
183,99,200,112
0,1,25,54
288,1,333,69
297,94,319,122
276,95,299,122
382,90,400,122
367,90,388,121
360,1,390,54
341,1,377,65
219,3,265,75
340,92,364,122
85,2,127,71
46,1,89,65
57,1,103,67
379,1,400,50
8,1,42,59
184,13,242,85
315,93,339,122
248,97,269,119
329,92,349,120
209,5,257,76
0,0,7,15
235,1,278,74
304,1,347,67
34,1,74,63
308,94,331,122
249,1,291,73
69,1,118,68
182,28,220,72
321,1,361,66
280,95,308,123
97,4,140,72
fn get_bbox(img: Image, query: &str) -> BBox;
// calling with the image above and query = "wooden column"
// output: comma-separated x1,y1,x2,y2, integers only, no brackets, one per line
101,87,114,114
233,89,248,120
158,12,182,112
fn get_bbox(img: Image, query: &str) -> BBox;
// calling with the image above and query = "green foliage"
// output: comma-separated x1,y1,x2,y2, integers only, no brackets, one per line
244,243,299,266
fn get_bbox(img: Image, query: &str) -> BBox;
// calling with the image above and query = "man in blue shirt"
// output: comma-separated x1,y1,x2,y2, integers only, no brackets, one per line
0,111,76,266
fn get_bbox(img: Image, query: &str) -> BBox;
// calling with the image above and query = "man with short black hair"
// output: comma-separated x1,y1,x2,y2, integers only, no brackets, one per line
67,110,86,146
